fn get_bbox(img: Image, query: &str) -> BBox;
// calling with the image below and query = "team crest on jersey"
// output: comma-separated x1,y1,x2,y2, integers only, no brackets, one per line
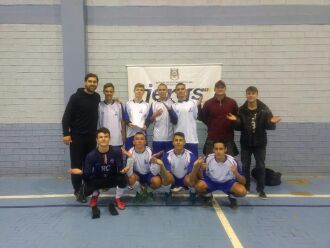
170,68,179,80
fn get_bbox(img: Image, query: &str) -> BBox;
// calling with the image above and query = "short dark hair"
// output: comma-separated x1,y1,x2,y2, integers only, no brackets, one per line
213,140,226,148
85,73,99,82
158,83,167,89
214,80,226,88
246,86,258,94
96,127,110,137
103,83,115,91
173,132,185,140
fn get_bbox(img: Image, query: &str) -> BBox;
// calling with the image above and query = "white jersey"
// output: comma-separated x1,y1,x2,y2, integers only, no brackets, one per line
163,149,196,179
98,101,123,146
172,99,198,144
124,100,150,138
127,146,159,176
204,154,242,183
151,99,175,142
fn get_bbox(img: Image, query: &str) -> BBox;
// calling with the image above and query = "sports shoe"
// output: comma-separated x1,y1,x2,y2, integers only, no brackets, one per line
74,190,87,203
115,198,126,210
91,206,100,219
134,192,145,203
171,186,184,193
258,191,267,199
164,191,172,204
89,194,99,208
189,191,197,204
228,195,238,209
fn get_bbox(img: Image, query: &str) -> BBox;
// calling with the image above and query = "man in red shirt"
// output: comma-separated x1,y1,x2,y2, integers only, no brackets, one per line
198,80,239,156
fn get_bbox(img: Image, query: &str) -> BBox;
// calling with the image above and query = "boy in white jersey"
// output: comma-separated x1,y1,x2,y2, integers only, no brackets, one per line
189,141,247,209
124,83,151,150
121,132,162,201
98,83,126,148
149,83,178,154
155,132,198,203
172,83,202,157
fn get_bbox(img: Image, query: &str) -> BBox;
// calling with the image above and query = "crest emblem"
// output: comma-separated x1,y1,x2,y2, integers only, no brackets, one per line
170,68,179,80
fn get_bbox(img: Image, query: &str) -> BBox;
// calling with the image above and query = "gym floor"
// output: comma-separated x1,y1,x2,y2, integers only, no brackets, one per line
0,175,329,248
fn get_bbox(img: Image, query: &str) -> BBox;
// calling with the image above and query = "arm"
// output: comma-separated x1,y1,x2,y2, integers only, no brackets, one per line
188,156,205,186
62,95,74,145
167,106,178,125
226,113,242,131
230,161,246,185
265,109,281,130
151,156,173,185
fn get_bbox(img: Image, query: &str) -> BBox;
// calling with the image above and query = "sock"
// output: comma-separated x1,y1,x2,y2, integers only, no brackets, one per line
115,186,125,199
132,181,141,193
92,190,100,197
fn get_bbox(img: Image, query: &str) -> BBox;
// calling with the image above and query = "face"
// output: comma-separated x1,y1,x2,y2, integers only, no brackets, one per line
133,134,146,149
134,86,145,99
172,135,185,150
175,84,186,99
214,85,226,97
85,76,98,93
157,85,168,100
103,86,114,101
97,132,110,147
246,91,258,103
213,143,227,159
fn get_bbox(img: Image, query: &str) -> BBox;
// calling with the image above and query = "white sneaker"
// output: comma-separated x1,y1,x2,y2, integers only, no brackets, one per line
171,186,184,193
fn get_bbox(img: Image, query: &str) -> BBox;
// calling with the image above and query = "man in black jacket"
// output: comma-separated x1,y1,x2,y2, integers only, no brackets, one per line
227,86,280,199
62,73,101,202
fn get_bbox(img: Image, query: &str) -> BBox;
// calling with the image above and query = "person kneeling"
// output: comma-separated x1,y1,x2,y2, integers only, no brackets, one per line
69,127,127,218
188,141,246,209
121,132,162,202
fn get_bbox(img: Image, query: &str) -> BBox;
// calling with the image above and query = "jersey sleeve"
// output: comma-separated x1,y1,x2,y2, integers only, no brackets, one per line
187,153,197,173
162,154,172,171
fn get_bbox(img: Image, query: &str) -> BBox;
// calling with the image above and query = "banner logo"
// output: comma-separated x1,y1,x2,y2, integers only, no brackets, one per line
170,68,179,80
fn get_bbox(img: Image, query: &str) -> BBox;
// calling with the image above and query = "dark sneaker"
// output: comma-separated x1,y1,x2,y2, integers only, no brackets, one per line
228,195,238,209
164,191,172,204
201,193,213,206
134,192,145,203
189,191,197,204
74,191,87,203
258,191,267,199
148,191,155,201
108,203,119,215
91,206,100,219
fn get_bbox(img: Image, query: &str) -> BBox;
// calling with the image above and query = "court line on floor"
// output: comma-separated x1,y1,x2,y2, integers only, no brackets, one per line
1,193,330,199
212,198,244,248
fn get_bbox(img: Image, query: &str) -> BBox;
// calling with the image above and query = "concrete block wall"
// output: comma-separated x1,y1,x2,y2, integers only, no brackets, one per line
0,1,329,175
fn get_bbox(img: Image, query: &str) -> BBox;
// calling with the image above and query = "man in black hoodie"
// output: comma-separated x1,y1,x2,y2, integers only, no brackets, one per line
62,73,101,202
227,86,281,199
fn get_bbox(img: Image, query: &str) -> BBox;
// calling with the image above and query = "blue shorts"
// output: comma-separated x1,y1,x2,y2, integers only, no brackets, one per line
152,141,173,154
204,177,236,194
173,176,187,188
135,171,154,185
184,143,198,157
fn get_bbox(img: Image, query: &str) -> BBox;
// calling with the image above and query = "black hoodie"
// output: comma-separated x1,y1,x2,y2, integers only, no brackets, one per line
234,99,276,148
62,88,100,136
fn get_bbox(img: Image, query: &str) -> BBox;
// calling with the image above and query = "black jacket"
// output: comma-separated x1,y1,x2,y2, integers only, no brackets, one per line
62,88,100,136
234,99,276,148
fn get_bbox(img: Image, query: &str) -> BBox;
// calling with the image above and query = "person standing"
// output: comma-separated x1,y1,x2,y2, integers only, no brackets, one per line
98,83,126,149
62,73,100,202
227,86,281,198
198,80,239,156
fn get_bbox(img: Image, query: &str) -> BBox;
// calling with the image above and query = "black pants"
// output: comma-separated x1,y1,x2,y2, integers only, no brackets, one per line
241,146,266,192
81,174,127,197
203,138,239,157
70,134,96,193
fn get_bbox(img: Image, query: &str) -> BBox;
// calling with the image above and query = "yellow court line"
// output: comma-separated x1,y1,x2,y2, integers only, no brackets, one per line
1,193,330,199
212,199,244,248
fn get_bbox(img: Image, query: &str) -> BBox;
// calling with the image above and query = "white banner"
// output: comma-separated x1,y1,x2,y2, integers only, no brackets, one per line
127,64,222,103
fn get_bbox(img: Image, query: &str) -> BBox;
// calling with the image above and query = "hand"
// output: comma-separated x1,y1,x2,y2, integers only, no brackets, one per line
121,147,132,157
128,123,136,129
153,109,163,119
120,166,131,174
270,116,281,124
194,156,205,166
201,162,208,170
67,168,83,175
152,150,164,158
197,95,203,106
226,113,237,121
63,135,72,145
150,155,162,165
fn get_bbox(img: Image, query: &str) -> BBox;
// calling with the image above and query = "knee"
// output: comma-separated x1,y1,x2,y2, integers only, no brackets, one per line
128,174,138,186
234,185,247,197
150,176,162,189
195,180,208,193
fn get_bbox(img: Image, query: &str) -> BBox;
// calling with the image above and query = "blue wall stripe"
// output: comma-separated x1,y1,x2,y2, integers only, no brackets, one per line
1,5,330,26
0,5,61,24
86,5,330,26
